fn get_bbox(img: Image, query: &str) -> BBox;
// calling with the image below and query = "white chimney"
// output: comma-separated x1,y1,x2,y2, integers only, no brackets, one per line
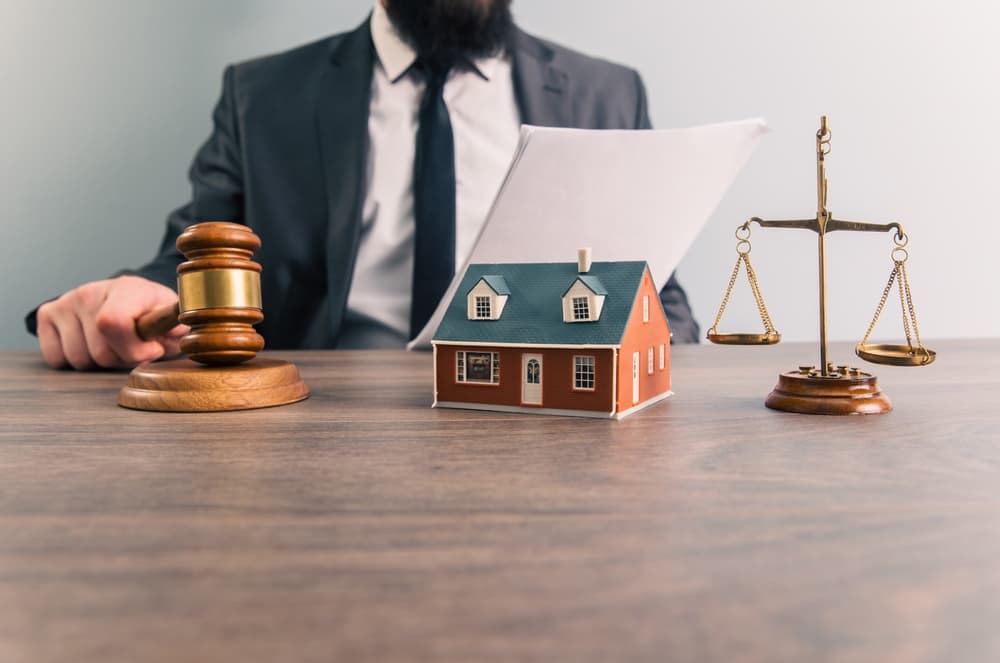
577,247,592,273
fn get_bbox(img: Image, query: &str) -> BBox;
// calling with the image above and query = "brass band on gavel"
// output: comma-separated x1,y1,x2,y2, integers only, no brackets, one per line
177,268,262,312
134,222,266,366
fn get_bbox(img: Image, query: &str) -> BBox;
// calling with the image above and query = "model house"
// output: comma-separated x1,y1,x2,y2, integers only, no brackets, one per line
432,250,672,419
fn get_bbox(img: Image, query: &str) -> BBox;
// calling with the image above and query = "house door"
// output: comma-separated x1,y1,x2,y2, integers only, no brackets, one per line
632,351,640,404
522,354,542,405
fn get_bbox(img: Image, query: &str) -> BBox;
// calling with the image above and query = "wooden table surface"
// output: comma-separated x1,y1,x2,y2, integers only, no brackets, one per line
1,339,999,662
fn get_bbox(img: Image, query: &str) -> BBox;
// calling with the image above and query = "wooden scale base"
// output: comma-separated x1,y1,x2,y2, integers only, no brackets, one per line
765,366,891,415
118,358,309,412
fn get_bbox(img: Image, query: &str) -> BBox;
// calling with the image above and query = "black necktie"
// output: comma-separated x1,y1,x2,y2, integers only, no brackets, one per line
409,61,455,340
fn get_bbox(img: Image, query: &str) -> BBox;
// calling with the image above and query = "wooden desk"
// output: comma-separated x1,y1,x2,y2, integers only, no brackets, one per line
2,339,999,662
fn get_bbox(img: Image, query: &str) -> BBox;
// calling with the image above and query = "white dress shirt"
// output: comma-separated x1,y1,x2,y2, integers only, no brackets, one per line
340,2,522,347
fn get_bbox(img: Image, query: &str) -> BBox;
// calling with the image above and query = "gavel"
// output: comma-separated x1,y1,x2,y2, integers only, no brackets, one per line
134,222,265,366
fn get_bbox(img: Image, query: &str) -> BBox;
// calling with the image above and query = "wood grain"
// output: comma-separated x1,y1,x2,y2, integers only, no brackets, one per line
1,340,999,662
117,357,310,412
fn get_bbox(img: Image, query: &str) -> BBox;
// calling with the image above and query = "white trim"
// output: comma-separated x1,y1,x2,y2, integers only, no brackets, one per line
457,350,500,384
643,295,649,323
433,340,618,349
435,401,617,419
613,391,673,420
572,354,596,391
611,347,619,411
521,353,543,405
474,295,492,319
432,343,439,407
632,351,640,404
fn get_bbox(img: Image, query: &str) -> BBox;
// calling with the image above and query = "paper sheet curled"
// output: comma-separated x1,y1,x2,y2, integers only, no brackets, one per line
408,118,769,349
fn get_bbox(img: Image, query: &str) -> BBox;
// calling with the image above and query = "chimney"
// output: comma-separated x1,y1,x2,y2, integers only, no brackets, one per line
577,247,592,273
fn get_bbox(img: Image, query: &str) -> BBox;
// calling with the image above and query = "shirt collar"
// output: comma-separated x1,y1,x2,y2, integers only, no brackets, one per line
370,2,502,83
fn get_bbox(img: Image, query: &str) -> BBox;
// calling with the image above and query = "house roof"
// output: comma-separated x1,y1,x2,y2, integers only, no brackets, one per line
477,275,511,296
563,274,608,297
434,261,649,346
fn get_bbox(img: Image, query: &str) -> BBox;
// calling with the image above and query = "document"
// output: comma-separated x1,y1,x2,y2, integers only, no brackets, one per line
408,118,769,349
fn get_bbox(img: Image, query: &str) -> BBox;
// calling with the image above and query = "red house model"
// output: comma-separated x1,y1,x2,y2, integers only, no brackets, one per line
431,250,672,419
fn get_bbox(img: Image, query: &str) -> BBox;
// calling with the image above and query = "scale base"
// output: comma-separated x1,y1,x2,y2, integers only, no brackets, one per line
765,366,891,415
118,357,309,412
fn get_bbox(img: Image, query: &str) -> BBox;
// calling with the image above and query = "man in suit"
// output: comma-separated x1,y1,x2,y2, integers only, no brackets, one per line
28,0,699,369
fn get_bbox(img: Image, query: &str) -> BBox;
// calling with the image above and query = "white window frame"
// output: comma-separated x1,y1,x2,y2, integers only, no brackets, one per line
474,295,492,319
455,351,500,385
572,296,590,321
659,343,665,370
574,355,596,390
647,347,654,375
643,295,649,323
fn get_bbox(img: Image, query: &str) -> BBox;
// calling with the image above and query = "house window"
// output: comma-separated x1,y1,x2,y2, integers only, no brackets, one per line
526,359,540,384
659,343,665,370
647,347,654,375
475,296,492,319
574,355,595,390
456,351,500,384
572,296,590,321
643,295,649,322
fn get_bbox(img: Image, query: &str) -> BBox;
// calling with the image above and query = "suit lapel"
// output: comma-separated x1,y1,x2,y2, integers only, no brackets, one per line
316,19,375,339
510,28,573,127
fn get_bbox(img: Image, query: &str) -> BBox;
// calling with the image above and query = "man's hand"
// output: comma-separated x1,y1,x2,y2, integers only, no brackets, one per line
36,275,188,370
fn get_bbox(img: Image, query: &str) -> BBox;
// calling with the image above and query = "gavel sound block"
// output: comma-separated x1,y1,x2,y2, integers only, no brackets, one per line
117,222,309,412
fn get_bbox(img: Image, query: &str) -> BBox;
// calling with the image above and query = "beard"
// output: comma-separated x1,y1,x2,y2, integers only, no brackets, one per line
383,0,514,69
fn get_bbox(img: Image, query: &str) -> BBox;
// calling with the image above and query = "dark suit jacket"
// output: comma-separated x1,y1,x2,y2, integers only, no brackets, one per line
27,19,699,345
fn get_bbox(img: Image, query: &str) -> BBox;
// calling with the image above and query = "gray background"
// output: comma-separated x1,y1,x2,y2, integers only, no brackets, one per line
3,0,997,350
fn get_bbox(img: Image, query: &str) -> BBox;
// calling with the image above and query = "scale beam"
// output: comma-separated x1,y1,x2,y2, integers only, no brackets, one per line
749,217,903,236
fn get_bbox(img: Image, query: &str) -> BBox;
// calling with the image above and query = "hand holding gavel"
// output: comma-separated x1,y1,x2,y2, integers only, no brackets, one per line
36,276,188,370
38,222,265,369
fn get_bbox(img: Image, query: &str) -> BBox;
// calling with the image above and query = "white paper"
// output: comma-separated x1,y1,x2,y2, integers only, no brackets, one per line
408,118,769,349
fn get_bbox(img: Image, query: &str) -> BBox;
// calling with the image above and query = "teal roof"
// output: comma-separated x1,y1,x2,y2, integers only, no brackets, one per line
564,274,608,296
434,261,648,346
477,275,511,296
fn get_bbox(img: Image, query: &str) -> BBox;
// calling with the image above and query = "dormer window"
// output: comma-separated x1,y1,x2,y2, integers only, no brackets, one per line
466,276,509,321
475,296,492,319
562,276,607,323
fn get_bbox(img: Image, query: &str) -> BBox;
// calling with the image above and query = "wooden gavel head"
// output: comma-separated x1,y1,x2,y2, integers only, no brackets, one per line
174,222,265,366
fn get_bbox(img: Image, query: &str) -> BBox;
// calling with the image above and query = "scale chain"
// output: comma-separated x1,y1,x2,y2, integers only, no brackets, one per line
899,261,924,350
859,236,925,354
860,262,900,348
744,256,778,334
708,224,778,337
709,255,744,334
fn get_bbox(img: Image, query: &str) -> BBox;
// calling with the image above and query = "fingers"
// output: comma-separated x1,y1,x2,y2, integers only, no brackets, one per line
36,276,180,371
36,303,68,369
96,278,180,366
47,284,122,370
38,292,101,370
159,324,190,358
95,307,167,366
160,325,191,357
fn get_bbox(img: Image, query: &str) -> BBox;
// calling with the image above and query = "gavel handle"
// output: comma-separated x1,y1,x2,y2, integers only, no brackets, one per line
135,302,181,341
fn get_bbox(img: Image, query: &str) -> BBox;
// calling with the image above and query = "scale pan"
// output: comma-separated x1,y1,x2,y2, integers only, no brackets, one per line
855,343,935,366
708,332,781,346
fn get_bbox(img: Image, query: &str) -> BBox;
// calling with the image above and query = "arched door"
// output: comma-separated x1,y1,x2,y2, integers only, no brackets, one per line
522,354,542,405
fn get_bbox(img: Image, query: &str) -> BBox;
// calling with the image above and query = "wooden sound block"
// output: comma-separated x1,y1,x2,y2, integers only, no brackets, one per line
118,357,309,412
765,368,891,415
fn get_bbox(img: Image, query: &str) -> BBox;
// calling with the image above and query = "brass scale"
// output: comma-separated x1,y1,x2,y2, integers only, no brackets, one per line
707,116,935,415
